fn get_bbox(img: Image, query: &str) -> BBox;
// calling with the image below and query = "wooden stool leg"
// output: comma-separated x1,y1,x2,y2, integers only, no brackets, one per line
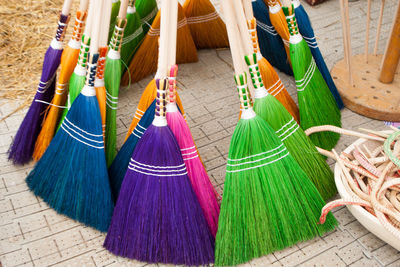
379,1,400,84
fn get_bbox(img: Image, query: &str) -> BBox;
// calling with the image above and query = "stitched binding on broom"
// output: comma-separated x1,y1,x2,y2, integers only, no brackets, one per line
36,73,56,94
275,117,300,141
77,36,91,68
168,65,178,103
245,54,267,95
235,73,253,110
71,11,87,42
180,146,199,161
131,122,147,138
256,20,278,36
295,59,316,91
60,117,104,149
96,50,107,80
266,78,284,96
155,79,167,118
122,26,144,45
248,18,261,55
186,11,219,24
55,13,70,42
141,6,158,24
106,91,118,110
148,17,188,36
134,108,145,120
226,144,290,173
303,35,318,48
128,159,188,177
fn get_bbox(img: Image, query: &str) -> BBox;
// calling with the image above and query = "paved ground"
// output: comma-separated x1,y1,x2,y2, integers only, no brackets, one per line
1,0,399,266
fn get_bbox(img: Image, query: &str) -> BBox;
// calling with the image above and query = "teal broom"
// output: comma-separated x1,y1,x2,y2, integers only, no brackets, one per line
237,0,336,200
120,0,145,74
215,0,337,265
135,0,158,34
282,2,341,151
104,0,129,166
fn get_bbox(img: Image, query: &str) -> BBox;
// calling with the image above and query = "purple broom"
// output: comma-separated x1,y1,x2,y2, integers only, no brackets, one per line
8,0,73,165
104,1,214,263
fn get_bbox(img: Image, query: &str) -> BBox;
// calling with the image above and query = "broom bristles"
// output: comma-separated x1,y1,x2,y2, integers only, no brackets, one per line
124,79,185,141
183,0,229,49
258,54,299,122
33,45,80,160
26,91,114,232
121,5,198,86
104,124,215,265
135,0,158,34
167,108,220,237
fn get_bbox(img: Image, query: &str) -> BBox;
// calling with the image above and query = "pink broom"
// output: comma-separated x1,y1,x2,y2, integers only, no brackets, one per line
165,0,220,237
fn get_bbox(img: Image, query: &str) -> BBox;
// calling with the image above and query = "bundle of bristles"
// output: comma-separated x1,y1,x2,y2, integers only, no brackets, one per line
316,127,400,238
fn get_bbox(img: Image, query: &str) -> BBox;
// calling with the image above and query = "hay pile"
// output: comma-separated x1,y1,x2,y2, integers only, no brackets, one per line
0,0,78,113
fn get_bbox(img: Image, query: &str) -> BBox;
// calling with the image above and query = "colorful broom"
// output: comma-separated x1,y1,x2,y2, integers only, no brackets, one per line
292,0,344,109
166,0,220,237
104,0,129,166
26,0,114,232
238,0,336,200
264,0,291,63
108,0,121,42
95,0,113,139
242,0,299,122
135,0,158,34
283,4,341,150
33,0,89,160
120,0,145,71
121,4,198,86
8,0,72,165
104,0,214,261
252,0,292,75
215,0,336,265
183,0,229,49
58,2,95,128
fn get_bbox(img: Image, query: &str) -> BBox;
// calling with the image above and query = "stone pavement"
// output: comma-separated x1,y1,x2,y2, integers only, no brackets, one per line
1,0,399,266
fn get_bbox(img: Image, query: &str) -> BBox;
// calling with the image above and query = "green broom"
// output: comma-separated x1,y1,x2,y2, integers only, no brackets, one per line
108,0,121,42
282,3,341,151
135,0,158,34
120,0,145,74
104,0,129,166
215,0,337,265
235,0,336,200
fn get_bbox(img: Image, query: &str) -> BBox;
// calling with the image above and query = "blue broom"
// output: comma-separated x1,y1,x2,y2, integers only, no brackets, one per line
292,0,344,109
252,0,292,75
25,0,114,232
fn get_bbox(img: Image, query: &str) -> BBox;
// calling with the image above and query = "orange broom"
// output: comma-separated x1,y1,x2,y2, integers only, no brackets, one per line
95,0,112,139
33,0,89,160
264,0,291,63
183,0,229,49
242,0,299,121
121,3,198,86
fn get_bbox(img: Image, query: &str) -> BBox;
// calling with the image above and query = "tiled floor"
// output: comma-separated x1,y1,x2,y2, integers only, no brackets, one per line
1,0,399,266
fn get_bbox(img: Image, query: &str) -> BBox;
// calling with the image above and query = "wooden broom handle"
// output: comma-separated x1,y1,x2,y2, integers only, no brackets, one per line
118,0,129,19
168,0,178,68
84,0,95,37
99,0,112,47
90,0,102,54
222,0,244,75
374,0,385,55
158,0,170,77
232,0,254,55
379,0,400,84
242,0,254,21
79,0,89,12
61,0,73,16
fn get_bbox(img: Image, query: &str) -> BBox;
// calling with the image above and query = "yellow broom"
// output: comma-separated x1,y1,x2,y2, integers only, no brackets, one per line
121,3,198,86
33,0,89,160
183,0,229,48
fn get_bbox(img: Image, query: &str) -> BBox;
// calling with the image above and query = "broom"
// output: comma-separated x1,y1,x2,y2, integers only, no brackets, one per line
26,0,114,232
95,0,113,140
242,0,299,122
58,2,96,129
215,0,336,265
135,0,158,34
282,3,341,151
104,0,129,166
252,0,292,75
8,0,72,165
33,0,89,161
238,0,336,200
183,0,229,49
264,0,291,63
108,0,121,42
166,0,220,237
292,0,344,109
121,3,198,86
104,0,214,261
120,0,145,72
